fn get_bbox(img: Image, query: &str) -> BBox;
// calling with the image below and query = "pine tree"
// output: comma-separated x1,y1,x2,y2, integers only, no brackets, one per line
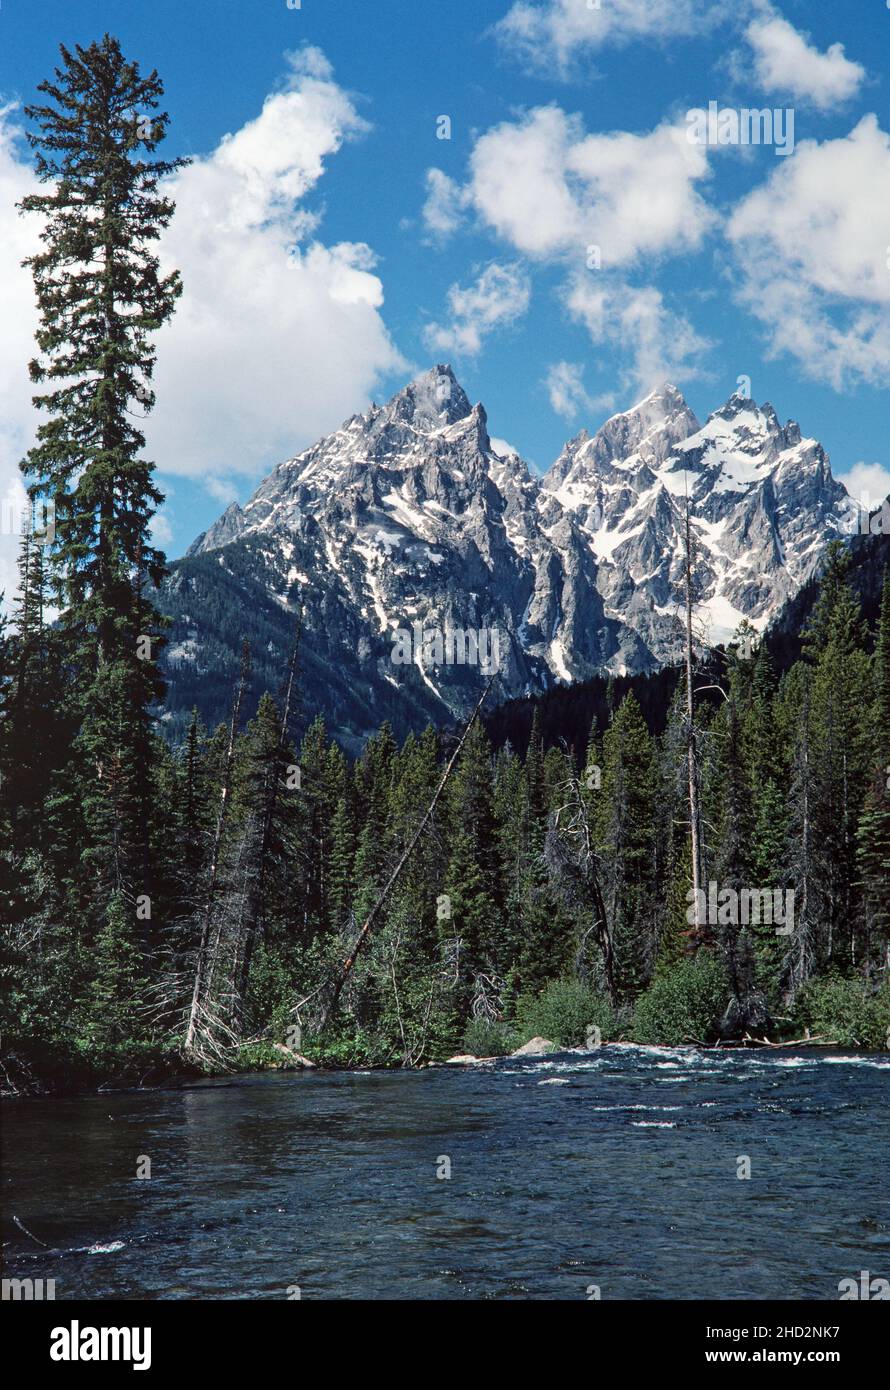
595,692,656,1001
734,645,790,999
744,645,788,885
294,715,336,939
88,890,146,1049
325,743,355,932
544,740,615,1001
507,712,573,998
653,685,692,973
379,728,454,1060
492,745,527,972
524,709,547,823
351,723,397,923
229,692,297,1023
782,669,823,998
327,788,357,934
442,722,500,999
18,35,188,1010
176,710,213,893
20,35,186,647
5,526,63,843
805,563,872,972
658,835,693,974
803,541,867,659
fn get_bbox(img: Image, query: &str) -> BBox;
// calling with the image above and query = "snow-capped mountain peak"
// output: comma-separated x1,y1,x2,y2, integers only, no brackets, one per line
166,371,855,743
380,363,473,431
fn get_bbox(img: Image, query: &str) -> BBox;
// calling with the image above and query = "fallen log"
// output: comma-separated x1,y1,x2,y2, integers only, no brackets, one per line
716,1033,840,1049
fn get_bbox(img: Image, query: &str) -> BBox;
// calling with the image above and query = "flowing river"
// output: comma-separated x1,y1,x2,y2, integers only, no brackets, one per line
2,1045,888,1300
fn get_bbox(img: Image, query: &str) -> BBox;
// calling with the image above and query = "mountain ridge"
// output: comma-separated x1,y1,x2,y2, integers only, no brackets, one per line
158,366,859,747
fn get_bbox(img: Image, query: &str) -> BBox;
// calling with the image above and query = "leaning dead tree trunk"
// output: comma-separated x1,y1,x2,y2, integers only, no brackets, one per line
306,674,496,1031
184,640,250,1057
683,494,705,947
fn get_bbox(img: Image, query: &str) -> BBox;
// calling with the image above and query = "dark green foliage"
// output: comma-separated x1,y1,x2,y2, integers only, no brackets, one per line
2,35,189,1087
461,1017,516,1057
87,891,146,1048
516,978,616,1048
632,955,729,1046
794,975,890,1050
857,572,890,971
595,692,656,1001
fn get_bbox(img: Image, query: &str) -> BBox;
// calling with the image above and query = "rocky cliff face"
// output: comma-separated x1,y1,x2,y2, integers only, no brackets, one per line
159,367,856,745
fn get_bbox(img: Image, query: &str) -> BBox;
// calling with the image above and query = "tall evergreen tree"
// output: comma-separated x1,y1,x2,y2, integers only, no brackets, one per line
442,722,500,1001
805,558,872,972
509,712,573,997
595,692,656,1001
19,35,187,925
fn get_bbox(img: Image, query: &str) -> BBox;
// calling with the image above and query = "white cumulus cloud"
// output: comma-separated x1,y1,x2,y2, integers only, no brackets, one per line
421,168,468,238
727,116,890,389
745,11,865,111
424,262,531,357
494,0,718,75
544,361,613,420
422,105,716,395
839,461,890,513
149,48,404,482
565,278,712,397
461,106,714,266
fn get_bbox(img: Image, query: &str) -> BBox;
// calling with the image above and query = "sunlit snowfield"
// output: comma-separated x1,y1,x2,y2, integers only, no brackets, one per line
4,1045,889,1300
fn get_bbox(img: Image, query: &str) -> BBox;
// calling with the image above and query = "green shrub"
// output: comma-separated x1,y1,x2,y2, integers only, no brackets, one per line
516,978,616,1049
632,955,728,1045
300,1026,394,1068
461,1017,516,1057
793,975,890,1050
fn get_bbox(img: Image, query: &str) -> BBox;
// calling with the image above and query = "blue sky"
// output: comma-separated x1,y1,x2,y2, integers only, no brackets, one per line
1,0,889,568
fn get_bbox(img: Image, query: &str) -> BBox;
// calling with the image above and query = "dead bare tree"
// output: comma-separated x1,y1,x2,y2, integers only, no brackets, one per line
682,490,706,947
548,765,616,1003
184,640,250,1059
470,971,506,1021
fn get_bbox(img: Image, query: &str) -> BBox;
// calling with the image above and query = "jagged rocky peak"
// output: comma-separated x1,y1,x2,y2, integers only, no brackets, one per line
594,382,701,464
698,392,820,463
683,392,826,493
185,499,244,556
700,390,783,445
378,364,472,432
548,382,701,493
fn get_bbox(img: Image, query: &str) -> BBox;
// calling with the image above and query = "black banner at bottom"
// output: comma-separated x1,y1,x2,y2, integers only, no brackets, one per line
5,1298,886,1376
